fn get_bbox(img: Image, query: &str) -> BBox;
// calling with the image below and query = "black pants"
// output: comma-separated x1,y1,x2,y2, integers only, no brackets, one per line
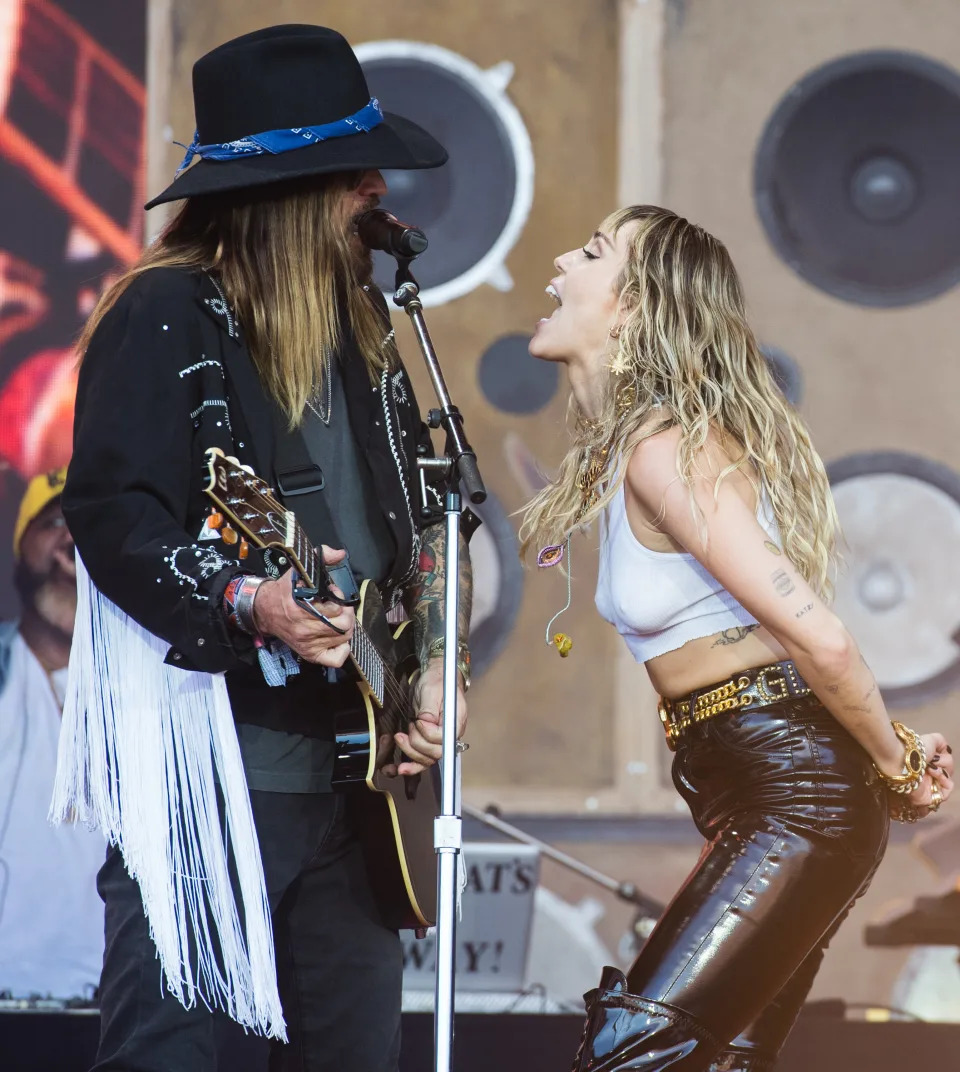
577,695,890,1070
92,791,402,1072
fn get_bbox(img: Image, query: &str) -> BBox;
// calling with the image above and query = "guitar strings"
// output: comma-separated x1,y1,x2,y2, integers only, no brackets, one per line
237,478,416,719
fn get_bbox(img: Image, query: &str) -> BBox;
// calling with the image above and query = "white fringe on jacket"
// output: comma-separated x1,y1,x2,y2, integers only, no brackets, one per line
49,556,286,1040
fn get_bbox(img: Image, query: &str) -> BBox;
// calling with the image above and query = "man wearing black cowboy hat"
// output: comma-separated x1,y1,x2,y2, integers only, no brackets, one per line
53,25,472,1072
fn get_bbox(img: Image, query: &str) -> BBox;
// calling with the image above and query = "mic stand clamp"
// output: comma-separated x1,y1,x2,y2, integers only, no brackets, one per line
390,254,486,1072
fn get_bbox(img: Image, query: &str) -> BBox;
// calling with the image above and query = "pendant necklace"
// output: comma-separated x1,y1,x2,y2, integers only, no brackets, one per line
538,439,610,658
305,350,332,426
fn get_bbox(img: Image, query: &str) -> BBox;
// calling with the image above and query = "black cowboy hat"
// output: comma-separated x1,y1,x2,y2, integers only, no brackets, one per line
145,24,448,209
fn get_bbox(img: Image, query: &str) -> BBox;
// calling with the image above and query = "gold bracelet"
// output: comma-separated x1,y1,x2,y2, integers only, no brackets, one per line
874,721,926,795
887,796,920,824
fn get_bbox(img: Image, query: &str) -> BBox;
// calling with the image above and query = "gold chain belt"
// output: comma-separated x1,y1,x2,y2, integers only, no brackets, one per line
657,660,811,751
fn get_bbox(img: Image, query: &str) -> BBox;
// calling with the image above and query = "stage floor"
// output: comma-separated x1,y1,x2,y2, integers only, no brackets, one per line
2,1007,959,1071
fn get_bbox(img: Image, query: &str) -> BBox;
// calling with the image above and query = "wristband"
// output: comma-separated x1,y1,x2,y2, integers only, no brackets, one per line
224,575,267,635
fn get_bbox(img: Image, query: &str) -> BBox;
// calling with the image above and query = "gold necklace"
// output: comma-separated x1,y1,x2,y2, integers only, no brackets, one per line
540,387,635,655
574,442,611,522
537,440,611,658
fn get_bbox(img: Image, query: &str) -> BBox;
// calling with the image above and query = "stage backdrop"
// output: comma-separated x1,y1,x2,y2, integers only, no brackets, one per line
151,0,960,820
0,0,146,616
0,0,944,1018
152,0,960,1016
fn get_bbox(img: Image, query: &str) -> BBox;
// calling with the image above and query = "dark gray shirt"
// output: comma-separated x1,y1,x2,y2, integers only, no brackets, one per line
236,353,396,794
299,351,395,585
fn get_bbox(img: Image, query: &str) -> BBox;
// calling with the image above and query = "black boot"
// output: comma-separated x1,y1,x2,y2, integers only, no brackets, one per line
708,1049,775,1072
570,967,721,1071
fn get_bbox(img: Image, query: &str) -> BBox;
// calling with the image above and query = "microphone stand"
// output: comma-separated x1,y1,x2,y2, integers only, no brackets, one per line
390,254,486,1072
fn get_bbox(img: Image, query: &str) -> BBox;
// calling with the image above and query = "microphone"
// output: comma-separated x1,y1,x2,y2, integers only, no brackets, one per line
355,209,428,258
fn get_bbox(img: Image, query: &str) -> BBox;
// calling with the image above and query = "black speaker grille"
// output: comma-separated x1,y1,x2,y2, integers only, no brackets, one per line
359,49,525,302
755,51,960,307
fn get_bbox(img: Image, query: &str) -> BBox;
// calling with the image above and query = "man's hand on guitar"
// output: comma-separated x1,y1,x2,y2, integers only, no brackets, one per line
394,657,468,775
251,545,356,668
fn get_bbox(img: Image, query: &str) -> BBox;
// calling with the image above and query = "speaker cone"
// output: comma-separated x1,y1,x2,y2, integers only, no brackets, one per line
755,51,960,307
357,42,534,307
828,451,960,706
478,333,557,415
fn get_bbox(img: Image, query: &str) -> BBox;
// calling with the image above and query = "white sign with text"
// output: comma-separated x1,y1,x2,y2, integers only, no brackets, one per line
401,842,540,992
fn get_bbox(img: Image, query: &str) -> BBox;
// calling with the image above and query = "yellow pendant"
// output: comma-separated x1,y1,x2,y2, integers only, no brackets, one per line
552,633,573,657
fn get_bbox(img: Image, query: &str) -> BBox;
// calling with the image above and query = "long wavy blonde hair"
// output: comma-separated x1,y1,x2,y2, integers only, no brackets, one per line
77,173,397,425
520,205,839,598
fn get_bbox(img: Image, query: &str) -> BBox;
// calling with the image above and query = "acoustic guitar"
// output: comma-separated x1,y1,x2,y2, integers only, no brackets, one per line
203,447,438,929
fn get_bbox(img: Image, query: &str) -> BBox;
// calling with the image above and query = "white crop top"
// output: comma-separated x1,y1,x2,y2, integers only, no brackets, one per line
595,482,781,663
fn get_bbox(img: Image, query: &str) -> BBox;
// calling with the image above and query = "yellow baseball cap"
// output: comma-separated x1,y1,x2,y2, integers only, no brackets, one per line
13,465,68,559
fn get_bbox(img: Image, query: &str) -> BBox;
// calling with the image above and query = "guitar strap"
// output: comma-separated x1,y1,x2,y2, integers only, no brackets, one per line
269,405,360,602
221,327,358,602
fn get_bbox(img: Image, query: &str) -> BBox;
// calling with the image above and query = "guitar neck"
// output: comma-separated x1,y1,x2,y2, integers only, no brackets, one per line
293,517,388,706
203,449,392,707
351,624,387,707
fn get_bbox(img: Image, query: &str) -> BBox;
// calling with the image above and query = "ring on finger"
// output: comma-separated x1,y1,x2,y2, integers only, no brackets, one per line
456,741,470,754
930,782,944,812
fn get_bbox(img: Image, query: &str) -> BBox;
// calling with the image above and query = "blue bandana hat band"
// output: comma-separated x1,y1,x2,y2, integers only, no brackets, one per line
175,97,384,175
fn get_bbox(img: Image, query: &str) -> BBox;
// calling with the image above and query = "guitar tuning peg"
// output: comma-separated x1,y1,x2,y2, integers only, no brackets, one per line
241,464,255,476
226,455,240,466
239,539,250,559
207,512,223,531
222,525,239,545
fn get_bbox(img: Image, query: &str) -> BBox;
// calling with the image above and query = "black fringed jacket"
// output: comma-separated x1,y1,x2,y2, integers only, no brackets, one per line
63,267,441,682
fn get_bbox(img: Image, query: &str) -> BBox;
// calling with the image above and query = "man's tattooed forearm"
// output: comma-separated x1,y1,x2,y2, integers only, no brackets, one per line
405,544,438,607
771,569,796,597
711,625,759,648
409,526,473,665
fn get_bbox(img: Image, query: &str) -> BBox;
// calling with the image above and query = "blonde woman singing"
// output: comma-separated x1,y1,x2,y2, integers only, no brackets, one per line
522,206,953,1072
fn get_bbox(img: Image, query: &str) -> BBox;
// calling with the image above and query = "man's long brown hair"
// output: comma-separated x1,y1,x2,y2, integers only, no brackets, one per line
77,174,397,424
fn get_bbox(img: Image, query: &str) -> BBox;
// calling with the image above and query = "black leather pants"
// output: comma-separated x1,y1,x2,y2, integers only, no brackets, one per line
572,695,890,1071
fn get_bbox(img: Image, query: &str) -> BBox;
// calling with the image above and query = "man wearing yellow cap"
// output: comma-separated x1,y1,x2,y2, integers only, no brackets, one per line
0,466,104,1000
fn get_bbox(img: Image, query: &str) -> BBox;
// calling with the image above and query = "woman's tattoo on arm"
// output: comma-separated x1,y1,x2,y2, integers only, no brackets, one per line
711,625,760,648
771,569,796,597
408,525,473,666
